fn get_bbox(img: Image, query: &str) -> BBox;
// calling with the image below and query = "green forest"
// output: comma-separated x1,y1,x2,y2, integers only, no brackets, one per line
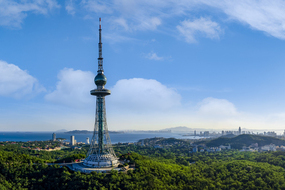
201,134,285,149
2,138,285,189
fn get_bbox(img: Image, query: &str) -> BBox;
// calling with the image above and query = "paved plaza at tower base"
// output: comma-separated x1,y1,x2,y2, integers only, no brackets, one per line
68,162,121,173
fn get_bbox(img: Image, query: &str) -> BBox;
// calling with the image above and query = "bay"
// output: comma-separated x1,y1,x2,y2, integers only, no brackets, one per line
0,132,203,144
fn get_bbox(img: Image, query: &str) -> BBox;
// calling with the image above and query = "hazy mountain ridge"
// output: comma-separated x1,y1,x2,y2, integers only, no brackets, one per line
163,126,207,133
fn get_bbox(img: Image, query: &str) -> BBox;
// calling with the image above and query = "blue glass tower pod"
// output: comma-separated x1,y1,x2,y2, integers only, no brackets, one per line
83,18,118,168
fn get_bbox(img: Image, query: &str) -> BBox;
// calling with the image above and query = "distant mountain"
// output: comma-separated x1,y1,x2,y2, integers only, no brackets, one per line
200,134,285,149
65,130,123,134
55,129,68,132
163,126,193,133
65,130,91,134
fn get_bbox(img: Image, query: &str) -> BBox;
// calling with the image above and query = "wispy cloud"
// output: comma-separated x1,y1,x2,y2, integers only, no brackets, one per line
113,17,129,30
81,0,113,14
145,52,165,61
0,0,60,28
104,33,137,43
81,0,164,31
199,0,285,39
69,0,285,42
137,17,162,31
65,0,76,15
177,17,222,43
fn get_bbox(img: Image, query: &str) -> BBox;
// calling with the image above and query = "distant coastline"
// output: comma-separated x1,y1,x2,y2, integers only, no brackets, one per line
64,130,123,134
122,130,171,133
64,130,172,134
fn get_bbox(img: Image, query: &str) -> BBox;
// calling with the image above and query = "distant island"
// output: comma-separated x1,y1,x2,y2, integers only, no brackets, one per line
65,130,123,134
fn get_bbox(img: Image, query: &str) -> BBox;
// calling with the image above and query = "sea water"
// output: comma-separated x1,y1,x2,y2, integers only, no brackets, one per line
0,132,204,143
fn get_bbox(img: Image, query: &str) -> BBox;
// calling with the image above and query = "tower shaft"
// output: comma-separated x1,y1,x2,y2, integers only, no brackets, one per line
97,96,104,154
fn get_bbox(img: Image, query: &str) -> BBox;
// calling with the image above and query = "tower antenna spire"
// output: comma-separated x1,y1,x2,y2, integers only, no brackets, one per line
98,17,103,73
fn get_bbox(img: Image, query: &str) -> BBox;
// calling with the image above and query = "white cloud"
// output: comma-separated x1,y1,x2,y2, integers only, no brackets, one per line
198,97,237,116
43,74,183,130
45,68,94,107
104,33,137,43
137,17,162,31
0,60,45,98
82,0,163,31
199,0,285,40
110,16,161,31
81,0,112,14
177,17,222,43
74,0,285,41
44,69,180,111
145,52,164,61
113,17,129,30
66,0,76,15
109,78,181,112
0,0,60,28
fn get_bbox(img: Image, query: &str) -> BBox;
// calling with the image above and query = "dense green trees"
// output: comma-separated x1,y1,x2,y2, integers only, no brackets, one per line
202,134,285,149
0,142,88,163
2,140,285,189
55,154,85,163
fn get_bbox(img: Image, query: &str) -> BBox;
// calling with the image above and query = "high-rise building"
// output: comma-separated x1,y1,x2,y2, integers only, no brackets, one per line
52,133,56,141
204,131,210,136
83,18,118,168
194,130,196,136
70,135,75,146
193,146,198,153
238,127,241,135
86,137,90,144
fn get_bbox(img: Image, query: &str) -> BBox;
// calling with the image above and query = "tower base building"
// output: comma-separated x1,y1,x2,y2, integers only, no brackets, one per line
83,154,118,168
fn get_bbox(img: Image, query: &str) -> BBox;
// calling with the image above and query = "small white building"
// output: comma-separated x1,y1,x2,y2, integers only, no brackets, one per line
261,144,276,151
216,148,221,152
219,145,231,150
206,147,215,152
240,147,257,152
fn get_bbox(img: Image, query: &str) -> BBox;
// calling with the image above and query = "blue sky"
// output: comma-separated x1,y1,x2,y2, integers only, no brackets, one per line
1,0,285,132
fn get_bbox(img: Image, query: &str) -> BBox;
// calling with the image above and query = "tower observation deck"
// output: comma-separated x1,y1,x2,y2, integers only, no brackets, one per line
83,18,118,168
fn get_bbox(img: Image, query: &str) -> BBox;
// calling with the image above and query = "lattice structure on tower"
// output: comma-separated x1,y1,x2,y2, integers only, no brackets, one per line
83,18,118,168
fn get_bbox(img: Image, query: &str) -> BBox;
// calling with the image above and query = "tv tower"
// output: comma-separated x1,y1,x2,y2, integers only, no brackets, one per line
83,18,118,168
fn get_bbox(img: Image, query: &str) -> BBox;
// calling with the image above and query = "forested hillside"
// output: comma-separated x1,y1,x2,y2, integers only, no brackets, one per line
201,134,285,149
2,139,285,189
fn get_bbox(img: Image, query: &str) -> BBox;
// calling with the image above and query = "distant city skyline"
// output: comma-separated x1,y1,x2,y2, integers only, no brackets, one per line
2,1,285,131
